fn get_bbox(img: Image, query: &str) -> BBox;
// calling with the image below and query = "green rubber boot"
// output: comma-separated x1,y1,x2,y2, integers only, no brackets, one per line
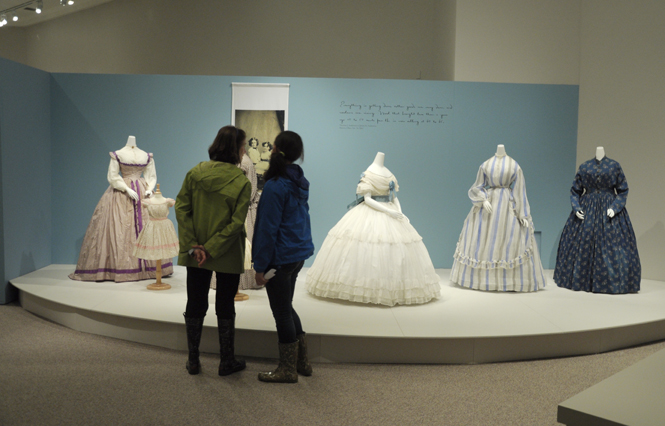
258,341,299,383
184,314,204,375
296,334,313,376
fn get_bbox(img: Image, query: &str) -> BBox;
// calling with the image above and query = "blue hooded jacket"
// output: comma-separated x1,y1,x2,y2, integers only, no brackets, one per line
252,164,314,272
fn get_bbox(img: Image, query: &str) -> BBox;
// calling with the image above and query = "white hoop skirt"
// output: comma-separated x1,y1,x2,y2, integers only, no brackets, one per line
306,202,441,306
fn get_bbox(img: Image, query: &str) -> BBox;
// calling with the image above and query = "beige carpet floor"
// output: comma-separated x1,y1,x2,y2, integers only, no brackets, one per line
1,303,663,426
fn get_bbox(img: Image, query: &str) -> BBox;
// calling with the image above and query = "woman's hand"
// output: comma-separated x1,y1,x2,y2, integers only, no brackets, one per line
255,272,268,287
125,188,139,201
191,245,209,267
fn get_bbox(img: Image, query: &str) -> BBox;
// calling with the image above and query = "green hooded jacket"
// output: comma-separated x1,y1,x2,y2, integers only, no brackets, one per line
175,161,251,274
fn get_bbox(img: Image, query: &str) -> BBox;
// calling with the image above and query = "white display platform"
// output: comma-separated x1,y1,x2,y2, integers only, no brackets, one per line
558,347,665,425
11,264,665,364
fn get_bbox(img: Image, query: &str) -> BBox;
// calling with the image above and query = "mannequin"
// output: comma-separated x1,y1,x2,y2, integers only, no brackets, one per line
363,152,404,220
483,145,527,227
135,184,178,291
150,183,166,204
553,146,640,293
576,146,614,220
306,151,441,306
70,136,173,282
449,145,546,292
108,136,155,200
596,146,605,161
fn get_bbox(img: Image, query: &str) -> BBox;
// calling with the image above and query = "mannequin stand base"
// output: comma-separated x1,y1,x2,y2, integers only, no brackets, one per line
235,292,249,301
147,282,171,291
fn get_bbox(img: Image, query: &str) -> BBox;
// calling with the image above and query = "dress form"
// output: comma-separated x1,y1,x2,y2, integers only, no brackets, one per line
577,147,613,219
363,152,403,219
496,144,506,157
142,184,174,291
366,152,392,177
108,136,156,199
150,183,166,204
596,146,605,161
70,143,173,282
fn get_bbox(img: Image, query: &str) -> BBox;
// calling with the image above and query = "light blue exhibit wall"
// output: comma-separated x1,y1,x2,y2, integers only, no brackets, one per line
0,57,51,304
50,74,578,271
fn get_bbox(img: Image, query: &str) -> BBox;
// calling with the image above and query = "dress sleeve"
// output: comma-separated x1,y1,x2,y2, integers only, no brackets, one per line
167,198,176,208
107,152,129,192
175,172,198,253
570,170,584,212
356,174,372,195
511,166,531,220
609,164,628,214
468,165,488,207
143,154,157,192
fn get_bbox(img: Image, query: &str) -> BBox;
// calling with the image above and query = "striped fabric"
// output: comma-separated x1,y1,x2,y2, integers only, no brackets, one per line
450,155,546,292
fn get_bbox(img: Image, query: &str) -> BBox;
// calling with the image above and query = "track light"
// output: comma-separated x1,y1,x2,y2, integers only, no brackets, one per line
1,1,50,28
68,0,74,4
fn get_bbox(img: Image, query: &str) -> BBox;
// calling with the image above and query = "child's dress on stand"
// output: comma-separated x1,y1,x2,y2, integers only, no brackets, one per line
133,198,180,261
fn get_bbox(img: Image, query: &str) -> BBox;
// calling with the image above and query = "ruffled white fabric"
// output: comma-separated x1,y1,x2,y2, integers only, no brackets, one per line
133,199,179,260
306,172,440,306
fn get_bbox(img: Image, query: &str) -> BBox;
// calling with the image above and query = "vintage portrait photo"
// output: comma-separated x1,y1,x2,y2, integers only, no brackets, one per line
234,109,285,190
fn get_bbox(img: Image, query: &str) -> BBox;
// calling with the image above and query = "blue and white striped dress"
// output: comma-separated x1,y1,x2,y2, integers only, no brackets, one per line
450,154,546,292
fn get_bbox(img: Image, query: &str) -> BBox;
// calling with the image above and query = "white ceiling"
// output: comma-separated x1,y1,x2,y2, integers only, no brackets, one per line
0,0,112,27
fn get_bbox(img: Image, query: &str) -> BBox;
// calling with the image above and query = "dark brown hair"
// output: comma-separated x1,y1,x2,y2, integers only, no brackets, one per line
264,131,304,181
208,125,245,164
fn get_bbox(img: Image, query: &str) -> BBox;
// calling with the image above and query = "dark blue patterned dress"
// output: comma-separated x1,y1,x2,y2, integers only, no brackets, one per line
554,157,641,293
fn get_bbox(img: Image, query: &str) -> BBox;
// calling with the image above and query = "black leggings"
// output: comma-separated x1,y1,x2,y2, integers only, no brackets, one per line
185,267,239,320
265,260,305,344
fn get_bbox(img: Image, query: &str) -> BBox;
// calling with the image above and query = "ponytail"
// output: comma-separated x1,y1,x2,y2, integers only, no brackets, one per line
264,131,304,181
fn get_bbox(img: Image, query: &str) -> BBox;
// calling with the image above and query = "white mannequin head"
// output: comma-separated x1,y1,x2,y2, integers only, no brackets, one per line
596,146,605,161
366,152,392,177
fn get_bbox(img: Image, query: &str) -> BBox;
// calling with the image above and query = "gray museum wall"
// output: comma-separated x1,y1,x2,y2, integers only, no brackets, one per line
0,57,52,304
4,0,455,81
575,1,665,282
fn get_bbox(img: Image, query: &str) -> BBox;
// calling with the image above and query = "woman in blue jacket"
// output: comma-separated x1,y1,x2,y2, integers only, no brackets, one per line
253,130,314,383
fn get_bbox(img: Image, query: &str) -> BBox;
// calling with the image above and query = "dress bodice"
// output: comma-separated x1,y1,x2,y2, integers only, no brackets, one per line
356,170,399,197
112,152,152,180
468,155,530,221
481,155,518,189
575,157,623,193
143,198,175,220
570,157,628,213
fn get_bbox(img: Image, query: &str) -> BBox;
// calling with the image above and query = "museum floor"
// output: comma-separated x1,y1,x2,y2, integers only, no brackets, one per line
2,302,664,426
11,265,665,364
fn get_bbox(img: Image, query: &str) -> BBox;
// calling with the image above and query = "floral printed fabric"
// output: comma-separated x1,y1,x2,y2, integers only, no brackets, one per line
554,157,641,293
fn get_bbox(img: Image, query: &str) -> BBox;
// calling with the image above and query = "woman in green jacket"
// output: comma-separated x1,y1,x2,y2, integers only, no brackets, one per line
176,125,251,377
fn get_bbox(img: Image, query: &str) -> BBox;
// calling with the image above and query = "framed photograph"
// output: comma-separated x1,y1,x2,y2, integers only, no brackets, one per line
234,110,285,190
232,83,290,190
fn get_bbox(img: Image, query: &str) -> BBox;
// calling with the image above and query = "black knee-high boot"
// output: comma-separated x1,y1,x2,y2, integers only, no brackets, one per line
218,316,246,376
184,314,204,375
